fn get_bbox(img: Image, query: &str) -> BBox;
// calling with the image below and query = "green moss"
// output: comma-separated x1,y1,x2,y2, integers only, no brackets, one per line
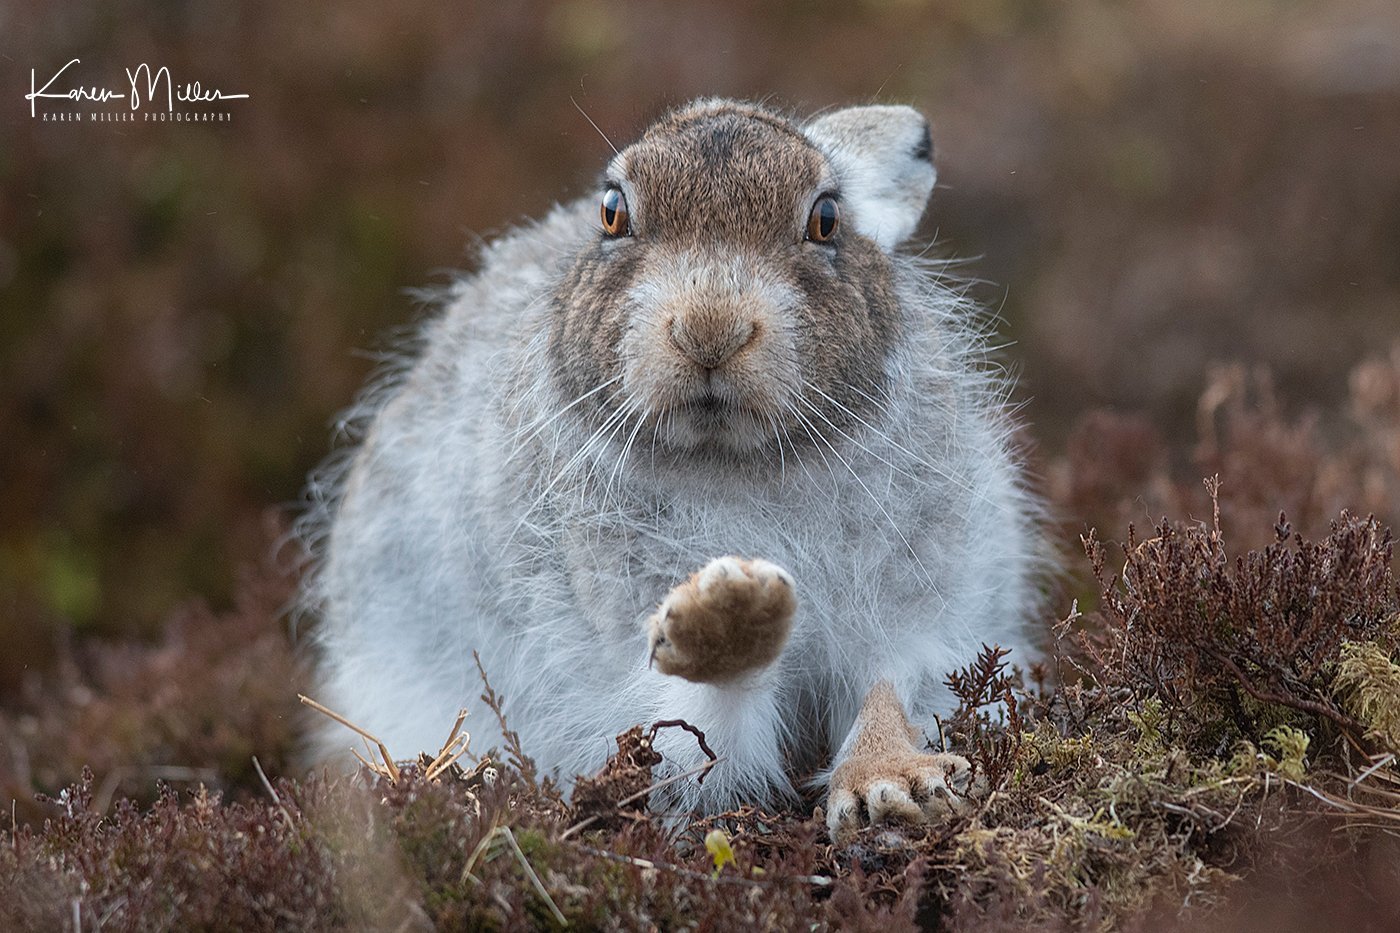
1335,640,1400,754
1260,726,1310,782
1127,697,1166,755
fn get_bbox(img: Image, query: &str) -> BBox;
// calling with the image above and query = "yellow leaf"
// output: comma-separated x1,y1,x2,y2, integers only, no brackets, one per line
704,829,735,876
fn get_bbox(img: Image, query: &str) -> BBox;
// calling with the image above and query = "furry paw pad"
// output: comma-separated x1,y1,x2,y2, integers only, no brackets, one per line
647,557,796,683
827,750,972,841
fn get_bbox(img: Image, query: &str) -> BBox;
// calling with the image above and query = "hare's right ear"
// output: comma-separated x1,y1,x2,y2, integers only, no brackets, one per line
804,105,936,252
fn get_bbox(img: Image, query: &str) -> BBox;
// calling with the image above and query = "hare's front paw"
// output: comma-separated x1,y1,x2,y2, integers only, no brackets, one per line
827,750,973,841
647,556,796,683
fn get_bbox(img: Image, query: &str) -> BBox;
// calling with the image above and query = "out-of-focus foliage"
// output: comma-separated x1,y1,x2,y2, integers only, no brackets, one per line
2,0,1398,670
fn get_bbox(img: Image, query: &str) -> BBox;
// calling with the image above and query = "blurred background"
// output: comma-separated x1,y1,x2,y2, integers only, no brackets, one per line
2,0,1398,707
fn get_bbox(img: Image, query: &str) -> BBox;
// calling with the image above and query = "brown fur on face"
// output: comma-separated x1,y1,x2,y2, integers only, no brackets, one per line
547,100,909,459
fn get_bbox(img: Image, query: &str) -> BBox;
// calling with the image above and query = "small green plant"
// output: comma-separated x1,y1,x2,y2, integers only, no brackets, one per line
1334,639,1400,754
1260,726,1310,782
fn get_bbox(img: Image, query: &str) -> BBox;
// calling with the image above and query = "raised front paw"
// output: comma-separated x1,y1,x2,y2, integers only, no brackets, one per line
827,749,973,841
646,556,796,683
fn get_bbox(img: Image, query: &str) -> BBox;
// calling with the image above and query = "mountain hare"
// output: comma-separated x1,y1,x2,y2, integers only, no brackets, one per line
303,99,1042,839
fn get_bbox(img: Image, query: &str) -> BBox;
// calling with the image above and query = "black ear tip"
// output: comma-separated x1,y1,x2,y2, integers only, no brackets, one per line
912,122,933,162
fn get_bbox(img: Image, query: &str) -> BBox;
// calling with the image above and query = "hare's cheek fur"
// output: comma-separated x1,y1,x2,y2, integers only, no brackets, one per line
546,246,642,423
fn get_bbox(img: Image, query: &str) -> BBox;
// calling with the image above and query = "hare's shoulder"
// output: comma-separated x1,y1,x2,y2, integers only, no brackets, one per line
455,197,595,309
368,198,593,421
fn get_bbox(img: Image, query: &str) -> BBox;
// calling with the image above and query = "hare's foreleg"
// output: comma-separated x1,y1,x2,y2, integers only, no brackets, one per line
639,556,798,812
646,556,795,683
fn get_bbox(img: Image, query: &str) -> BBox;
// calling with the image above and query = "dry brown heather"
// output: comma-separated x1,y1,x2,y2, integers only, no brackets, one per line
3,352,1400,931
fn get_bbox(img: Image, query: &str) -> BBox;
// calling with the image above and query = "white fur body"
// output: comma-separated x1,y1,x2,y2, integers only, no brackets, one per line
304,105,1041,812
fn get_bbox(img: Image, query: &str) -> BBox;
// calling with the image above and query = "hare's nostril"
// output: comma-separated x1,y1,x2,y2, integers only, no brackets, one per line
669,316,758,370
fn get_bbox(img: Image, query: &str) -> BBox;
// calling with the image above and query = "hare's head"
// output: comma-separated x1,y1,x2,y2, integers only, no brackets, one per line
549,99,936,458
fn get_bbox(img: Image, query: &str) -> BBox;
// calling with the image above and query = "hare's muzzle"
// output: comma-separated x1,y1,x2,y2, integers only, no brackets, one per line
668,311,757,372
617,253,801,454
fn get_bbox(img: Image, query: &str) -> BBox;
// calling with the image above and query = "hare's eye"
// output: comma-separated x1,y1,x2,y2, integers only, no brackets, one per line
806,195,839,243
601,187,631,237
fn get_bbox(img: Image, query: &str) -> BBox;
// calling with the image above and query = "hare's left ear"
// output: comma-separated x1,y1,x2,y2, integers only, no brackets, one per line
804,105,936,251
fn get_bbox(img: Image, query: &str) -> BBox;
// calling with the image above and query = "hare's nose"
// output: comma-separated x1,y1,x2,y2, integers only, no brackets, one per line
669,313,756,370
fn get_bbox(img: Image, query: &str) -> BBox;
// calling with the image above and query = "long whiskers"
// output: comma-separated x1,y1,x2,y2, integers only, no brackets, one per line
787,398,946,608
792,392,915,487
504,394,638,547
605,402,652,502
506,373,624,459
803,381,977,495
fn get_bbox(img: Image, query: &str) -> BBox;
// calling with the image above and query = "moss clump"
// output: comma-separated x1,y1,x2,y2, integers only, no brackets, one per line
1334,639,1400,754
1259,726,1310,782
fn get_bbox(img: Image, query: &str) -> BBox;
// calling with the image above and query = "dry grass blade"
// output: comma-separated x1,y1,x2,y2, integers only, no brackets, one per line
459,823,568,926
1284,774,1400,836
461,818,503,885
422,709,473,781
250,756,293,827
299,693,400,783
350,747,381,777
1349,754,1397,789
501,825,568,927
424,733,473,782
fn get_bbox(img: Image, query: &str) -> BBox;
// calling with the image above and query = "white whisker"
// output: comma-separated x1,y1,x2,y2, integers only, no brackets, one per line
806,381,978,495
507,373,623,457
789,400,946,609
793,391,918,485
607,401,651,499
505,398,634,547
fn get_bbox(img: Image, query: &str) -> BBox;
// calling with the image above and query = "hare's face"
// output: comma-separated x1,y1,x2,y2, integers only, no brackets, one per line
549,100,935,459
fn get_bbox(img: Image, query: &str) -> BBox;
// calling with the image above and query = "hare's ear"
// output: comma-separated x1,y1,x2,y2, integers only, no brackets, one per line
804,105,935,251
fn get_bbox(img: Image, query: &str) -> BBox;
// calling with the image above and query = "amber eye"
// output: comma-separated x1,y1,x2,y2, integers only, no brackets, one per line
601,187,630,237
806,195,839,243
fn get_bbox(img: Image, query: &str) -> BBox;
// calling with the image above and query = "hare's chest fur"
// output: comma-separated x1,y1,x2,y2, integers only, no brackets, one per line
486,389,1025,692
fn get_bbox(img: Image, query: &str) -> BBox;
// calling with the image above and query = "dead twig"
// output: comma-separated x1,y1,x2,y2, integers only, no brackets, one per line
299,693,400,783
1207,652,1367,737
560,759,720,840
474,652,538,787
649,719,718,783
